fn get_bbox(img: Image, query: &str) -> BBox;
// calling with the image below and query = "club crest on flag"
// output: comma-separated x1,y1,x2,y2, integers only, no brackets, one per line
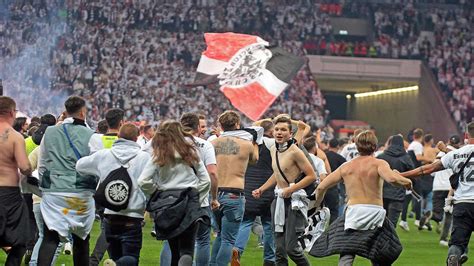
193,32,305,121
218,43,272,88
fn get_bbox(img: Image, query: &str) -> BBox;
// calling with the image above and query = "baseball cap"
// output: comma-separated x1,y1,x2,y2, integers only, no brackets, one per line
449,135,461,145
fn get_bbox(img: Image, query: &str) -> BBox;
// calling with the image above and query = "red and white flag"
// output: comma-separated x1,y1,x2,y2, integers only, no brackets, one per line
194,32,305,121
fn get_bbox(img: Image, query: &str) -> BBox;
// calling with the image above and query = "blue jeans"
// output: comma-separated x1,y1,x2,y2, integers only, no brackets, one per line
195,212,211,266
209,191,245,266
30,203,62,266
104,218,143,266
160,207,211,266
235,213,275,262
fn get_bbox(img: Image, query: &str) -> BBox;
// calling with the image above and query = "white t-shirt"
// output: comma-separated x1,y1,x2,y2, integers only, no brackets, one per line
340,143,359,162
433,150,453,191
136,135,149,149
193,136,217,166
88,133,104,154
407,140,423,156
193,136,216,207
309,154,328,178
441,145,474,202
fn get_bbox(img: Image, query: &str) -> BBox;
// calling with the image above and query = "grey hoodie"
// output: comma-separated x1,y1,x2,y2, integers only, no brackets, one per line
76,139,150,218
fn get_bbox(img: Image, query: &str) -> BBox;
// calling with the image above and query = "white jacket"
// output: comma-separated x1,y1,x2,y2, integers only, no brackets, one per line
76,139,150,218
138,153,210,206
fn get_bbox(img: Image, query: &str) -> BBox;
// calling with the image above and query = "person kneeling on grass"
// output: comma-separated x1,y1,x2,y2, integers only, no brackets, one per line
76,123,150,266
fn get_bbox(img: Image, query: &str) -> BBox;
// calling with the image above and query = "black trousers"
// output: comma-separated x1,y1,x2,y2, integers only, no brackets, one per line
450,203,474,249
89,219,109,266
323,186,339,224
401,194,412,222
383,198,404,227
23,193,38,250
37,223,90,266
432,190,449,223
168,223,198,266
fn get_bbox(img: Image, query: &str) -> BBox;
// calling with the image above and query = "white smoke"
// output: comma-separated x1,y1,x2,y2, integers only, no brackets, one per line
0,2,69,117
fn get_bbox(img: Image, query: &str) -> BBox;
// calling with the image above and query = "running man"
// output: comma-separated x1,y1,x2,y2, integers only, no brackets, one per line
0,96,33,266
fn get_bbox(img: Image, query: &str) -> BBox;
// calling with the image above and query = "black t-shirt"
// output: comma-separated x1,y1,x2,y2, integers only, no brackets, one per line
325,150,346,172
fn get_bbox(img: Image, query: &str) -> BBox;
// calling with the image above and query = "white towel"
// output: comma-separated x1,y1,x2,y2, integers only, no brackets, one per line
41,192,95,240
220,126,264,144
274,187,309,233
344,204,386,231
274,188,286,233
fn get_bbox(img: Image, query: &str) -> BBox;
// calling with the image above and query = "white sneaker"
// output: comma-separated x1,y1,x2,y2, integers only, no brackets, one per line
103,259,117,266
399,221,410,231
440,240,449,247
414,220,420,226
63,242,72,255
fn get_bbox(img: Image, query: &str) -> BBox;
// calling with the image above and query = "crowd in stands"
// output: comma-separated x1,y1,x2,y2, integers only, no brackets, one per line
0,0,328,130
0,0,471,131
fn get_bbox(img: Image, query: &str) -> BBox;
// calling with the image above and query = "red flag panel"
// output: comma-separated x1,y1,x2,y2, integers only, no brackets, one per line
220,82,277,121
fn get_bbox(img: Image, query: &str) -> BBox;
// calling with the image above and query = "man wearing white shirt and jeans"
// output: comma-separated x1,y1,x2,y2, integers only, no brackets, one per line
432,136,460,246
401,122,474,265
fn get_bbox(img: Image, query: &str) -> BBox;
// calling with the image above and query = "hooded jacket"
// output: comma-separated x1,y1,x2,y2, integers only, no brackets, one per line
76,139,150,218
377,135,415,201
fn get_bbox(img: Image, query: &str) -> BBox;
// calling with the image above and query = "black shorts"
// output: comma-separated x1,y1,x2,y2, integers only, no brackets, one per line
450,203,474,248
0,187,31,247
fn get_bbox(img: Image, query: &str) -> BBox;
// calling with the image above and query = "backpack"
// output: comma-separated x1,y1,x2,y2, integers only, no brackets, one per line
95,163,133,212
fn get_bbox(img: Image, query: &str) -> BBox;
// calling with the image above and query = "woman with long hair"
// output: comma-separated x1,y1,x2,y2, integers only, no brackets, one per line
138,120,210,266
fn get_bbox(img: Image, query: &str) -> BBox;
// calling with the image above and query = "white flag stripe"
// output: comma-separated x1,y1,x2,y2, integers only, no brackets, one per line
196,55,228,75
256,69,288,96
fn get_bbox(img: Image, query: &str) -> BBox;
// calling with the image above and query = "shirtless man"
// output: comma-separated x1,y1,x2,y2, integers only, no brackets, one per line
313,131,412,265
210,110,258,266
417,134,439,230
253,116,316,266
0,96,32,266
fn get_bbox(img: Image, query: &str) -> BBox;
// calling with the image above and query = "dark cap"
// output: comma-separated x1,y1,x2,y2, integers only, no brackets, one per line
449,135,461,145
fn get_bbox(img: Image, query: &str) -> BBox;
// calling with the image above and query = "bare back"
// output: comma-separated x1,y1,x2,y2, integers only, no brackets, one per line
0,123,29,186
212,136,254,190
423,146,438,163
340,156,384,206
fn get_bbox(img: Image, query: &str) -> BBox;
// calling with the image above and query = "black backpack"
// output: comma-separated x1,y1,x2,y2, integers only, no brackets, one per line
95,165,133,212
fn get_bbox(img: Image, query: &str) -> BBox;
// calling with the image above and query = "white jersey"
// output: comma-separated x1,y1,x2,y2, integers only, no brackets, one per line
407,140,423,156
340,143,359,162
309,154,328,180
441,145,474,202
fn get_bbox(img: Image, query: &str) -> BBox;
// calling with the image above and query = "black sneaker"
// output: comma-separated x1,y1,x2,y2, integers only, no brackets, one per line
426,222,432,231
447,255,460,266
460,254,468,264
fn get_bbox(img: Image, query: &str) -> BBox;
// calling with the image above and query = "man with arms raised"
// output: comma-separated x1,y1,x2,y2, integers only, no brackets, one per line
401,122,474,265
311,131,412,265
0,96,32,265
253,116,317,266
209,111,258,266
